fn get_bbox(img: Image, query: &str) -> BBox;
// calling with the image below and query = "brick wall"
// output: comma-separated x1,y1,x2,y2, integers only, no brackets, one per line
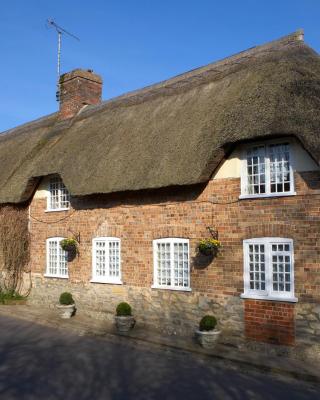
27,170,320,341
244,299,295,345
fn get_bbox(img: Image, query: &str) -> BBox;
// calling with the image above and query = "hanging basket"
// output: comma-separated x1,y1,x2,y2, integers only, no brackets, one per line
198,239,221,257
60,238,78,253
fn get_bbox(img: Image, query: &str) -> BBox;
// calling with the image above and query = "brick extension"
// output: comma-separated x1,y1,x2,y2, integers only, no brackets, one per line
244,300,295,345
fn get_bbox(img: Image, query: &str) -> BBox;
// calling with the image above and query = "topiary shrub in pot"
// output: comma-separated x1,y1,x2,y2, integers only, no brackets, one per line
56,292,76,319
115,302,135,333
195,315,221,349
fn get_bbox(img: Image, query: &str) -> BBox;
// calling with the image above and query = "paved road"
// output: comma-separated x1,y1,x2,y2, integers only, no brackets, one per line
0,315,318,400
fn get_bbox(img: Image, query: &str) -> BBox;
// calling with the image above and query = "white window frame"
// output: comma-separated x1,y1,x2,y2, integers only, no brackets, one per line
44,237,69,279
91,237,122,284
239,140,296,199
241,237,297,302
152,238,191,292
46,176,70,212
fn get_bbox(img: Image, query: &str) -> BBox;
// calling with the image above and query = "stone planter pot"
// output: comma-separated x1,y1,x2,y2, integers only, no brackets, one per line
57,304,76,319
196,329,221,349
115,316,135,333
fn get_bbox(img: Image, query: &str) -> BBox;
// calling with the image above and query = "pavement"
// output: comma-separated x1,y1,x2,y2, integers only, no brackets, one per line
0,304,319,389
0,313,319,400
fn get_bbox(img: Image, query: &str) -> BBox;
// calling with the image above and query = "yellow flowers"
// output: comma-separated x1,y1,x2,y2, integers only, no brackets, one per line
198,238,221,256
199,238,221,248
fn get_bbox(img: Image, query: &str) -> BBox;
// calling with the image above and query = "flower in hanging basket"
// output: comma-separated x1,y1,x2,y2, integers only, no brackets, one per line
198,238,221,256
60,238,78,252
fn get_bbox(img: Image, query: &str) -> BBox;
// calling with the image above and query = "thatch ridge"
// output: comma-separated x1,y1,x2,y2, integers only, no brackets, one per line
0,30,319,203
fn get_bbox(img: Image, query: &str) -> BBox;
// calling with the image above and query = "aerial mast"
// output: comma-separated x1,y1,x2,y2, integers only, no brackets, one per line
46,19,80,101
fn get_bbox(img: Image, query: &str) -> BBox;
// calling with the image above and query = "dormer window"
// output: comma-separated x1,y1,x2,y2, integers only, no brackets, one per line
240,142,295,198
47,177,70,211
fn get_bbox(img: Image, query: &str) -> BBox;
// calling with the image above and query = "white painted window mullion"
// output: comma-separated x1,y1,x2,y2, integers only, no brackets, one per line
265,149,271,195
265,241,272,296
170,242,174,288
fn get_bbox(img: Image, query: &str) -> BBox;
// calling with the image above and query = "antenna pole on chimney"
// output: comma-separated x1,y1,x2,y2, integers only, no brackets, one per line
46,19,80,102
57,29,62,79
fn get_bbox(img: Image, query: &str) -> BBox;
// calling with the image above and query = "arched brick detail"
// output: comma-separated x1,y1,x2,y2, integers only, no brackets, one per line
151,226,192,240
242,223,296,240
94,219,122,238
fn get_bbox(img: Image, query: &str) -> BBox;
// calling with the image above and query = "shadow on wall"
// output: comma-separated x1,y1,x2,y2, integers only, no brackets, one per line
70,183,208,211
0,315,317,400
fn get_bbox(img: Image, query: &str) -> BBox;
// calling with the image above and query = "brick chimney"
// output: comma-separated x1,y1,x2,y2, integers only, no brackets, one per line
58,69,102,120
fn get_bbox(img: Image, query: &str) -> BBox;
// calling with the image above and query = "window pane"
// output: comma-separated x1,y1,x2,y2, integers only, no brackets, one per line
94,239,121,280
157,243,171,286
49,177,70,209
156,240,189,288
109,241,120,277
247,243,266,291
49,178,60,209
59,247,68,276
173,242,189,288
271,242,292,293
268,144,291,193
246,146,266,195
95,241,106,277
48,239,68,277
49,240,58,275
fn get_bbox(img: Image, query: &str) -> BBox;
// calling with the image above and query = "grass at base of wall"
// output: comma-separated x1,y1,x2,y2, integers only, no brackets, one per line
0,290,26,305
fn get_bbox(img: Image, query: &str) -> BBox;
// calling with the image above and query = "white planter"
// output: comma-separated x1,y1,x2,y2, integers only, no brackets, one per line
115,316,135,333
57,304,76,319
196,329,221,349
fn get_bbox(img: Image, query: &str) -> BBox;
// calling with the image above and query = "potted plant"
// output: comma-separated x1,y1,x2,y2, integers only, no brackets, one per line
198,238,221,256
60,238,78,261
60,238,78,252
57,292,76,319
195,315,221,348
115,302,135,333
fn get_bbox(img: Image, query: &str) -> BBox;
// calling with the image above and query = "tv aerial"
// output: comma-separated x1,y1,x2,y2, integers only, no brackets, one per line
46,19,80,101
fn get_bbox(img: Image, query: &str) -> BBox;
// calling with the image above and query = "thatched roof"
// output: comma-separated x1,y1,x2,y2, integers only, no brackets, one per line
0,30,319,204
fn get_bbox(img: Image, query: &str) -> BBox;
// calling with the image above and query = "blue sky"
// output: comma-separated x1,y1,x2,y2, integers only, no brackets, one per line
0,0,319,132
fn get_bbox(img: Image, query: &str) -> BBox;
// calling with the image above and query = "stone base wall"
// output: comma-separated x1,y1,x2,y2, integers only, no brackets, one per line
28,274,244,337
296,302,320,343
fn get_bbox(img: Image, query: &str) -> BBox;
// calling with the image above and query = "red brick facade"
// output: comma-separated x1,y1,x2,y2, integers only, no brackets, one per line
27,169,320,344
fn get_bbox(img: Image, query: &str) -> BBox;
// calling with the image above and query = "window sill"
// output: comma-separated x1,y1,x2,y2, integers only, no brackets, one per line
90,279,123,285
240,293,298,303
151,285,192,292
239,192,296,200
44,274,69,279
45,208,70,213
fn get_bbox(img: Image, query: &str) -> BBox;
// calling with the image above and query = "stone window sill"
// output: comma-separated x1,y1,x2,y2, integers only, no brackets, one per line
239,192,296,200
90,279,123,285
151,285,192,292
45,208,70,213
43,274,69,279
240,293,298,303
